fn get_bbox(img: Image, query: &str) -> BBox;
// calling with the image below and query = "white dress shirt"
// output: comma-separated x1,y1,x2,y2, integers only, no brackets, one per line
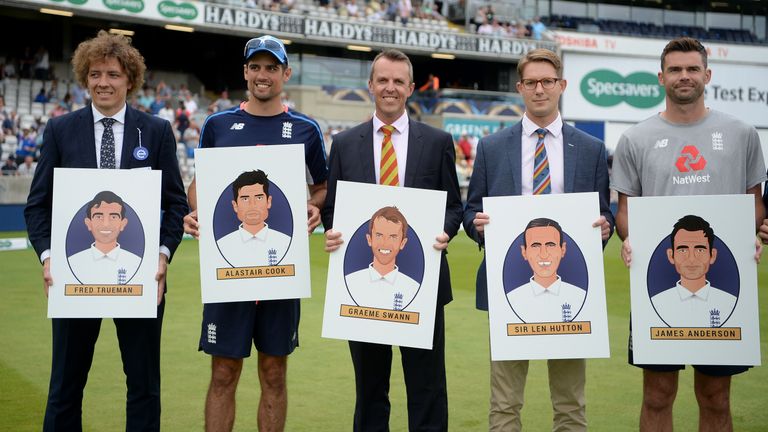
216,223,291,268
506,276,587,323
92,104,127,169
68,243,142,285
651,281,737,328
345,264,420,311
521,113,565,195
372,111,410,186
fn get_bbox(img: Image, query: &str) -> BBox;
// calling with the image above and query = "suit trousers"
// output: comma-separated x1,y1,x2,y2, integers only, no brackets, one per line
43,299,165,432
489,358,586,432
349,306,447,432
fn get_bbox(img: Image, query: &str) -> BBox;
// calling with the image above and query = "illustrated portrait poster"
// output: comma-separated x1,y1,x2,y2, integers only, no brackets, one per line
195,145,311,303
484,192,609,361
322,181,446,349
628,195,760,366
49,168,161,318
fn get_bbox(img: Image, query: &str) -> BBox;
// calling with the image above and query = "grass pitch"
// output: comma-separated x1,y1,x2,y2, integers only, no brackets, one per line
1,232,767,431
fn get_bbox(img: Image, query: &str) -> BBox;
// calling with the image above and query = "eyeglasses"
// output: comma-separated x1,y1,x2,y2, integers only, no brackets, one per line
520,78,560,90
243,36,287,64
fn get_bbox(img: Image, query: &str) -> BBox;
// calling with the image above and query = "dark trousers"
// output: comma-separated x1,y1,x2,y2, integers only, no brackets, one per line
43,300,165,432
349,306,447,432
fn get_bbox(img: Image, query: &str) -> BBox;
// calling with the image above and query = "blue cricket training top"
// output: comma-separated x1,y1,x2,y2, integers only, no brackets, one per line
199,107,328,185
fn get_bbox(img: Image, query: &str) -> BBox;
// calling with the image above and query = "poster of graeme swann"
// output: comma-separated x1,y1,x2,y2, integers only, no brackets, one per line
49,168,161,318
322,181,446,349
629,195,760,366
195,145,311,303
484,193,610,361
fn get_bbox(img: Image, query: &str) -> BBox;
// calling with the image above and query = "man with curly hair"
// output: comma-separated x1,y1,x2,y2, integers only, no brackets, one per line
25,30,187,431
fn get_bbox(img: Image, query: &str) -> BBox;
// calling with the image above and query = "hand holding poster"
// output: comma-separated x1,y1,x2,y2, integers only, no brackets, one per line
628,194,760,366
484,192,609,361
322,181,446,349
49,168,161,318
195,145,311,303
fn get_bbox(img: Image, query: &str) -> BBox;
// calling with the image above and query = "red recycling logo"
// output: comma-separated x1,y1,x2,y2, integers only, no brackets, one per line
675,145,707,172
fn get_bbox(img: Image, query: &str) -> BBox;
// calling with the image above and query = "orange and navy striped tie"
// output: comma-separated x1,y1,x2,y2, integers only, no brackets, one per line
533,128,551,195
379,125,399,186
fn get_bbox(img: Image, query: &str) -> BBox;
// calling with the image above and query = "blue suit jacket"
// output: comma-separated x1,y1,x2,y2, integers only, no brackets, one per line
321,118,463,306
463,121,614,310
25,104,188,262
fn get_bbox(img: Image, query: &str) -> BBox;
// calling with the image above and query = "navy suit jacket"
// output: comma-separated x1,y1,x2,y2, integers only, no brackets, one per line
25,104,188,262
321,118,463,306
463,121,614,310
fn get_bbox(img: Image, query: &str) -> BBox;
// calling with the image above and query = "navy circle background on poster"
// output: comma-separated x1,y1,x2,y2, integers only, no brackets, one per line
343,220,425,309
213,179,293,267
502,230,588,320
65,199,145,284
646,234,739,326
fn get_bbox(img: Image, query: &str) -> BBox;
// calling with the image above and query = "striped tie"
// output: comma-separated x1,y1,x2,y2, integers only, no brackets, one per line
533,128,551,195
379,125,399,186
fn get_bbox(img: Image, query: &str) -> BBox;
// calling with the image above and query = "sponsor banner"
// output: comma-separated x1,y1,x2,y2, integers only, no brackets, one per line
553,30,768,66
562,53,768,127
322,181,446,349
628,195,760,365
0,237,30,251
23,0,200,22
483,192,610,361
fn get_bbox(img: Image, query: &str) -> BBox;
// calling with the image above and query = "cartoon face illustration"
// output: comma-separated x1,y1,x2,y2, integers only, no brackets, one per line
231,170,272,235
520,218,566,287
366,207,408,272
666,215,717,292
84,191,128,253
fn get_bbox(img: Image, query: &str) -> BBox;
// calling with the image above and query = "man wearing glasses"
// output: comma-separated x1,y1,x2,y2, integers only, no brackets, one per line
183,35,328,432
464,48,613,431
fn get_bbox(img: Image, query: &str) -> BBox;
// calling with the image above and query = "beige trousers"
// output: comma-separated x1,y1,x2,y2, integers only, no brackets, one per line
489,359,587,432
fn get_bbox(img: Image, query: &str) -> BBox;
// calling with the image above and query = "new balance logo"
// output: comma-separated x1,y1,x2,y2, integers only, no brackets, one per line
230,123,245,130
654,138,668,149
675,145,707,172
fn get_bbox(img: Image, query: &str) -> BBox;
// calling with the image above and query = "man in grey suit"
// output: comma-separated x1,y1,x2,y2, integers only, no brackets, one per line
463,48,614,432
322,49,462,431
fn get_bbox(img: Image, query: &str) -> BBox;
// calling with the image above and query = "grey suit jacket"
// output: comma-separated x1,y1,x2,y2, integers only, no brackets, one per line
463,121,614,310
321,118,463,306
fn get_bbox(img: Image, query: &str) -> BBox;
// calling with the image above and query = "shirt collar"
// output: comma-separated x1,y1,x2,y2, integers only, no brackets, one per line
372,110,408,135
522,112,563,139
675,280,711,301
238,223,270,242
90,243,122,261
529,275,562,296
367,263,400,284
92,103,127,125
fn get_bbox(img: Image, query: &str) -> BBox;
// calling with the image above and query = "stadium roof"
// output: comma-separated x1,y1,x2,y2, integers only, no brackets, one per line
587,0,767,16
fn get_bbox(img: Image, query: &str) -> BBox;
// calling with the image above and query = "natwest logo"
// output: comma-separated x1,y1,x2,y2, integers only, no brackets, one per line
675,145,707,172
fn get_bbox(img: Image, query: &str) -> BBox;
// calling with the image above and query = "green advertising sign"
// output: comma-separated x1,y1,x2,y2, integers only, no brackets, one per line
50,0,88,5
103,0,144,13
581,70,664,108
158,1,198,20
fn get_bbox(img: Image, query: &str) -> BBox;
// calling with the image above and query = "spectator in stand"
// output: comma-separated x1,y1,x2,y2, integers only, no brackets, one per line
2,157,17,176
345,0,359,17
210,90,232,113
34,87,49,103
477,19,493,35
398,0,412,25
139,87,154,110
457,132,473,165
474,6,487,27
491,19,507,36
2,110,17,136
0,96,9,120
418,74,440,93
3,58,17,78
149,94,165,115
155,80,172,100
183,93,198,116
16,127,38,163
183,121,200,156
485,5,495,24
175,101,190,142
34,46,50,80
70,82,87,106
517,21,530,38
17,154,37,176
158,100,176,124
49,101,70,118
531,16,546,40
